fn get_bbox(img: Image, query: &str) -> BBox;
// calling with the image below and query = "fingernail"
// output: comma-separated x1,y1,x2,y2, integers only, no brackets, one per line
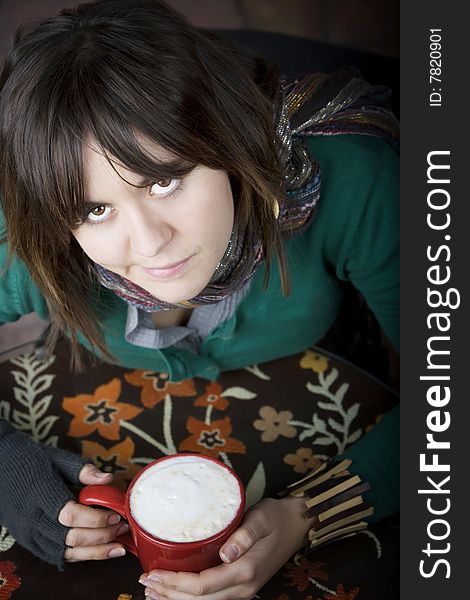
118,522,129,535
220,544,238,562
145,590,160,600
138,577,151,586
108,547,125,558
148,574,163,583
108,514,121,525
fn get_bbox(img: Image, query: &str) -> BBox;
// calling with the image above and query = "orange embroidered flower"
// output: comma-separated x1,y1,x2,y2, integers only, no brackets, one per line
63,379,142,441
323,583,360,600
0,561,21,599
125,370,196,409
283,558,328,592
194,382,229,411
284,447,323,474
253,406,297,442
82,437,142,489
300,350,329,373
179,416,246,458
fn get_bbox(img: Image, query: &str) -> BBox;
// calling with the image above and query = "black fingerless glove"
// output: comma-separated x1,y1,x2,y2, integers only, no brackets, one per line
0,419,91,570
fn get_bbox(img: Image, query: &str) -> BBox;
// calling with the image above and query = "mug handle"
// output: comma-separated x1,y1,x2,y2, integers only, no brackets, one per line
78,484,137,556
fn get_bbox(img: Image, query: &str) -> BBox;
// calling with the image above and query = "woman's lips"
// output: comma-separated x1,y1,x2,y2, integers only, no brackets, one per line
142,255,193,280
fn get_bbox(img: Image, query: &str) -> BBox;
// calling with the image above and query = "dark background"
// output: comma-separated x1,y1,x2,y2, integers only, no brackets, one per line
0,0,399,59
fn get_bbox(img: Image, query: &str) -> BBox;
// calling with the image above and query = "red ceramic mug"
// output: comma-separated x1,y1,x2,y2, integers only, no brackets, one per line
78,453,246,573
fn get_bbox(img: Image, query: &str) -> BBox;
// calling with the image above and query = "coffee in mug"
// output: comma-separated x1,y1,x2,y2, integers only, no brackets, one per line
129,455,242,542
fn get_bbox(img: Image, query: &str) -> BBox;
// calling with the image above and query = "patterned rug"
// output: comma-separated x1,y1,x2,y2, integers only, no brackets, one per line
0,339,399,600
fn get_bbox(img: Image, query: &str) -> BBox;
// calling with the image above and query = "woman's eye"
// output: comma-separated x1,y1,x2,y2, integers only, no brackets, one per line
87,205,111,223
150,178,180,197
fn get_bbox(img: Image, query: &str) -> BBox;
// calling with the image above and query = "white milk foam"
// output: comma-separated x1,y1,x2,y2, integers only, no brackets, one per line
129,456,241,542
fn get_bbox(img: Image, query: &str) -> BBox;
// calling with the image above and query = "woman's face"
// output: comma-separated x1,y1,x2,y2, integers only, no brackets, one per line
73,142,234,304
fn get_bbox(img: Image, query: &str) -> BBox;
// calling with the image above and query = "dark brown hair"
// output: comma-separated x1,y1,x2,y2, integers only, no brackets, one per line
0,0,289,369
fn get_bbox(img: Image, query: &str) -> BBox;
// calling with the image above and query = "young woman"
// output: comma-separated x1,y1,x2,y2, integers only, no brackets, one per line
0,0,399,597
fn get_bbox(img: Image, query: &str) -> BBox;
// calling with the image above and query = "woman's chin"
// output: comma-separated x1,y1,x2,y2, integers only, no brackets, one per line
139,282,206,305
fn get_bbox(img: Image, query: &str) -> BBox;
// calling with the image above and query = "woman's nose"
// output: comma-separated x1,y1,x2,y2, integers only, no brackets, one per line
128,213,173,258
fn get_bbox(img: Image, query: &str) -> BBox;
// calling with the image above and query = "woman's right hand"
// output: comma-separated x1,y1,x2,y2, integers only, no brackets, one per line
0,421,128,569
60,464,128,562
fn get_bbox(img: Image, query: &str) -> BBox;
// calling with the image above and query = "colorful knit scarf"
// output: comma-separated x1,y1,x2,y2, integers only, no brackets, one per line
96,67,399,311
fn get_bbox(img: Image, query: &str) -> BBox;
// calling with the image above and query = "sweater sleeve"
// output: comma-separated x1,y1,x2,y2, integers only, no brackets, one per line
0,418,91,569
340,139,399,521
307,134,400,521
345,143,399,351
310,134,399,351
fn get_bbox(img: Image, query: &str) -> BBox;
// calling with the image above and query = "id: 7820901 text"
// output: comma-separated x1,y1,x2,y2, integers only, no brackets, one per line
429,28,442,107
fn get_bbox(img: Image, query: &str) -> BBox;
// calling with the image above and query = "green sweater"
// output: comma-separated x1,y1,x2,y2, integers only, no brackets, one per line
0,134,399,520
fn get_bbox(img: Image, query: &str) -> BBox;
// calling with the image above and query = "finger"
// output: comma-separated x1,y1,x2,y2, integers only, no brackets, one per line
78,463,114,485
59,500,121,528
219,507,271,563
64,543,126,562
65,521,129,547
141,573,252,600
142,561,248,597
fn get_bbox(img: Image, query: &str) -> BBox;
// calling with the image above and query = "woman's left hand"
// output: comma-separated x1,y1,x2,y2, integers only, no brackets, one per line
139,496,311,600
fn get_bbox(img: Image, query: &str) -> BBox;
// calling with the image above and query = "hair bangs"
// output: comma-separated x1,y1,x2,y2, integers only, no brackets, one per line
80,111,197,193
56,38,207,197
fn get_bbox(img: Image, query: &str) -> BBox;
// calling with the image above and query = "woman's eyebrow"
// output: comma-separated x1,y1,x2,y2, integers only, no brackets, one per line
82,199,111,209
133,161,195,185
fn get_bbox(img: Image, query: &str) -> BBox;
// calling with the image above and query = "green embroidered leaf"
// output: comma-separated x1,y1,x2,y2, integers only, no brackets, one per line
45,435,59,448
312,413,327,432
30,374,55,395
36,415,59,441
346,403,360,423
244,365,271,380
317,401,342,412
347,429,363,445
32,395,53,420
328,418,344,433
306,383,325,395
299,428,315,441
222,387,257,400
12,409,31,429
11,369,28,388
336,382,350,404
0,400,11,421
163,395,177,455
322,368,339,389
13,387,31,405
313,436,337,446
